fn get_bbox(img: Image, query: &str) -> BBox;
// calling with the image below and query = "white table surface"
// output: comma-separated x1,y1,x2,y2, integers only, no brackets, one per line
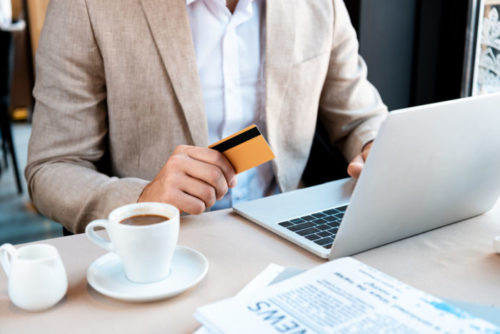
1,201,500,333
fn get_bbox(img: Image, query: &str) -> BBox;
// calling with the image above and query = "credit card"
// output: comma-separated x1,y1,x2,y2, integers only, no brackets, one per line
209,125,275,174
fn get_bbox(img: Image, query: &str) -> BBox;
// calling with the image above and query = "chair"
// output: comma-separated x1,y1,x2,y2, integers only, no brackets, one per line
26,0,50,67
302,120,348,187
0,27,23,194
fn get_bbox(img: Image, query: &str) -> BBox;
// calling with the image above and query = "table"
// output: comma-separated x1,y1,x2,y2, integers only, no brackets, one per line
1,202,500,333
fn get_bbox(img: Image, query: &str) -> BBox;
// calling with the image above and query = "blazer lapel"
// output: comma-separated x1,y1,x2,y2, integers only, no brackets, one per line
265,0,296,147
140,0,208,146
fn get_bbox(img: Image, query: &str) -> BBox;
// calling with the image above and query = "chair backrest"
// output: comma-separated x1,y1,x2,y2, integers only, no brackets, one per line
301,120,348,187
26,0,49,67
11,0,21,21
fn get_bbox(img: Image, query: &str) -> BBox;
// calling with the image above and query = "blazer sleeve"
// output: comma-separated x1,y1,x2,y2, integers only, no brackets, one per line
318,0,388,163
25,0,148,233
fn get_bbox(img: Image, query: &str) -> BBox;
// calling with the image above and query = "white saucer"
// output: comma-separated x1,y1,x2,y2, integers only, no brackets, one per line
87,246,208,302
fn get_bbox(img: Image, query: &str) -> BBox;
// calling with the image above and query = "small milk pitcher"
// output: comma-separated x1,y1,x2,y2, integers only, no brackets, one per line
0,243,68,311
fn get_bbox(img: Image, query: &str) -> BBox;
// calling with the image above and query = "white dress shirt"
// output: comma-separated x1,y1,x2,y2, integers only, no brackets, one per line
186,0,278,210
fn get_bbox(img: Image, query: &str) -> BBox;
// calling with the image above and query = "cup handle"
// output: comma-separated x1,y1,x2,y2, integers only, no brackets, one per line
85,220,113,252
0,243,16,277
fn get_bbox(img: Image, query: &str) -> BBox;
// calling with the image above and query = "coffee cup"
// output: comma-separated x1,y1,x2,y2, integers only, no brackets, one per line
0,243,68,311
85,202,179,283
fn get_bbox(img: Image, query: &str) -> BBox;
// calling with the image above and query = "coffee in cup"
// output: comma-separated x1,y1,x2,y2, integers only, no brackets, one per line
85,202,179,283
119,214,169,226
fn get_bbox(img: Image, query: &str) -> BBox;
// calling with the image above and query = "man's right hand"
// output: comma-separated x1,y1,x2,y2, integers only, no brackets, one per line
138,145,237,214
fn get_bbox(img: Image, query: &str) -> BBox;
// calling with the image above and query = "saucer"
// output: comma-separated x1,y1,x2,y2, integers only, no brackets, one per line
87,246,208,302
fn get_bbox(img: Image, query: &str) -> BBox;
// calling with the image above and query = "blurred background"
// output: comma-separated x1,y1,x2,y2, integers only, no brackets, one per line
0,0,492,244
1,0,62,245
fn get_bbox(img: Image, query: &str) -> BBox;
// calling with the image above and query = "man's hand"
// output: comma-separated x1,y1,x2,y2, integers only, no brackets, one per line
347,141,373,179
138,145,237,214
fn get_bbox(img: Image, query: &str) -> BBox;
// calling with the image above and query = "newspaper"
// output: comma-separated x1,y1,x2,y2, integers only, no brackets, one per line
195,264,288,334
194,258,500,334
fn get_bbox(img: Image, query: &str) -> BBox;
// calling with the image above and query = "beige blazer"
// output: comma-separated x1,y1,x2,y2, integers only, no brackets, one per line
26,0,388,233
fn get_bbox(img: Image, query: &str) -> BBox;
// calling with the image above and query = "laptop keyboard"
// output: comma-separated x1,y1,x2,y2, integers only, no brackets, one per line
277,205,348,250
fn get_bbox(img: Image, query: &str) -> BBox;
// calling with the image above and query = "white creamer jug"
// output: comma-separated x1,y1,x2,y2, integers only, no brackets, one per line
0,243,68,311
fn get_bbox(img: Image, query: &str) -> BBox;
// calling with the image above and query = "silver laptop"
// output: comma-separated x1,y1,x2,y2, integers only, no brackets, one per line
233,94,500,259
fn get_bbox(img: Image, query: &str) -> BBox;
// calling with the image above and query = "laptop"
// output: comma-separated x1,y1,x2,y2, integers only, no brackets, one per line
233,94,500,259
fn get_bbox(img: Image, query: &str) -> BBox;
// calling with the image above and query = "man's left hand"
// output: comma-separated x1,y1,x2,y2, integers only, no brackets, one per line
347,141,373,179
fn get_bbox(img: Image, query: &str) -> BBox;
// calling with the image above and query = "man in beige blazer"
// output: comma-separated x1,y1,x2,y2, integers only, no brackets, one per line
26,0,388,233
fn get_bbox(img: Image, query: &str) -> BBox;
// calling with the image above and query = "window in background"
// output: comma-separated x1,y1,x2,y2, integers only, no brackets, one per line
471,0,500,95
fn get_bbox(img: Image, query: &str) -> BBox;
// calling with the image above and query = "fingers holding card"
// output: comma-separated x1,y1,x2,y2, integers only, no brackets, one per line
209,125,275,174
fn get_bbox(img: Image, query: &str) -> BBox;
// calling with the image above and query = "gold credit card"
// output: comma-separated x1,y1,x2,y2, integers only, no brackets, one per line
209,125,275,174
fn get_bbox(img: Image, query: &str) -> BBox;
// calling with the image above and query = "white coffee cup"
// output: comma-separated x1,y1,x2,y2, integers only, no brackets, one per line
85,202,179,283
0,243,68,311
